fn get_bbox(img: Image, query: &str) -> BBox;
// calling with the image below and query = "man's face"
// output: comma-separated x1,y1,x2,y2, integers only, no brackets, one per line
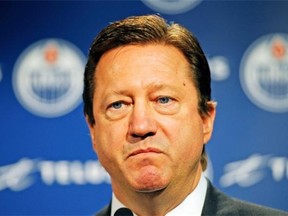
87,44,215,195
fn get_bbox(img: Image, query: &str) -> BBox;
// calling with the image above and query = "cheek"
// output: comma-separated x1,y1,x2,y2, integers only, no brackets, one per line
161,110,204,140
162,113,204,156
93,121,127,162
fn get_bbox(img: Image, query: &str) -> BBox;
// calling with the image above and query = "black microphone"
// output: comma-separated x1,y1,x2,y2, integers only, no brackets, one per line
114,207,134,216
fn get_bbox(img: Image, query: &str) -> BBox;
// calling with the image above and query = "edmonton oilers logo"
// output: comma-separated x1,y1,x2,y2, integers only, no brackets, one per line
240,34,288,113
141,0,202,15
13,39,85,117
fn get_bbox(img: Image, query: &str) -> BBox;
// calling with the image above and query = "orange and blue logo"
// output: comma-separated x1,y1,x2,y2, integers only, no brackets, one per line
240,33,288,113
12,39,85,117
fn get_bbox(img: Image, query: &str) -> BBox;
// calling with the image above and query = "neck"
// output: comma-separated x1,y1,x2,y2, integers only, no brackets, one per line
113,166,203,216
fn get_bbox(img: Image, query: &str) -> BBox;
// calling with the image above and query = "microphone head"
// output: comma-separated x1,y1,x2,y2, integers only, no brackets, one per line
114,207,133,216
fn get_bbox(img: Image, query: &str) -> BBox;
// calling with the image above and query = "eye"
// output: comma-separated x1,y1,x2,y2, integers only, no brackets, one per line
105,99,132,120
153,95,179,115
110,101,124,109
157,96,171,104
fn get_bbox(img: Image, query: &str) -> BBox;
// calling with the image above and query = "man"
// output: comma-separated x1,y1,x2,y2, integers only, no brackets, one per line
83,15,287,216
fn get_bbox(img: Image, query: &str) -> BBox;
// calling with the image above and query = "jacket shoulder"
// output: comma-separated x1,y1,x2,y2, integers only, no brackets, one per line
95,204,111,216
202,180,288,216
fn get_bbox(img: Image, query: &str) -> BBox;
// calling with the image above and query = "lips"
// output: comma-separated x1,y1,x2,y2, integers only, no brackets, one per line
128,148,162,157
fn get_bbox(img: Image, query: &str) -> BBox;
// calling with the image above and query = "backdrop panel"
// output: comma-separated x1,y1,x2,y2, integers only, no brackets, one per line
0,1,287,215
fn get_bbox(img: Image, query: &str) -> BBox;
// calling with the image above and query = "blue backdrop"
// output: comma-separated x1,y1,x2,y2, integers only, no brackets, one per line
1,1,288,215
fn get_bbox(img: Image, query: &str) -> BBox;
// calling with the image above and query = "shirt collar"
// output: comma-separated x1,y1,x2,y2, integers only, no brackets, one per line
111,173,207,216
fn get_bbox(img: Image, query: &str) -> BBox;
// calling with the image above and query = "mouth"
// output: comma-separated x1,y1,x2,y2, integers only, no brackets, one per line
128,148,162,158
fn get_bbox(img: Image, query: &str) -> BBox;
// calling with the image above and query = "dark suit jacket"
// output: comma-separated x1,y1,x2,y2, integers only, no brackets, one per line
96,181,287,215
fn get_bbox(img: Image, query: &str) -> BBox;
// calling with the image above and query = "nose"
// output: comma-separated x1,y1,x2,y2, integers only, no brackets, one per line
128,102,157,142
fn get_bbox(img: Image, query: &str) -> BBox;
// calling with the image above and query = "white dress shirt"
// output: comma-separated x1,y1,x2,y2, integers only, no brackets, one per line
111,173,208,216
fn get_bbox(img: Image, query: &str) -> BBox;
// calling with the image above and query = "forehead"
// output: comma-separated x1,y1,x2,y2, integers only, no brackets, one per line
95,44,193,84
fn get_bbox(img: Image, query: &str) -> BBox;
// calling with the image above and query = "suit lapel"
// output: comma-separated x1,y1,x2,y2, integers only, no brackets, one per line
95,202,111,216
201,180,219,215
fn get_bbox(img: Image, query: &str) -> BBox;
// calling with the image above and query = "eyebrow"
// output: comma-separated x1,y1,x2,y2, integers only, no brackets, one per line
137,82,164,92
144,82,184,93
104,82,181,98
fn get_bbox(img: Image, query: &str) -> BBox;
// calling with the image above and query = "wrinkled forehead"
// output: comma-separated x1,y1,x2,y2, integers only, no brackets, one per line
94,44,194,86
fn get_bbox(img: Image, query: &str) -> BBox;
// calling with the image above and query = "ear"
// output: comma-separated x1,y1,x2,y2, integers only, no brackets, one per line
202,101,217,144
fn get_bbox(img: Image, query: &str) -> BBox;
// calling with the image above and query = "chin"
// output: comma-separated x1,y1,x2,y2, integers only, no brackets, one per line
134,185,167,193
131,179,167,192
131,171,169,193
